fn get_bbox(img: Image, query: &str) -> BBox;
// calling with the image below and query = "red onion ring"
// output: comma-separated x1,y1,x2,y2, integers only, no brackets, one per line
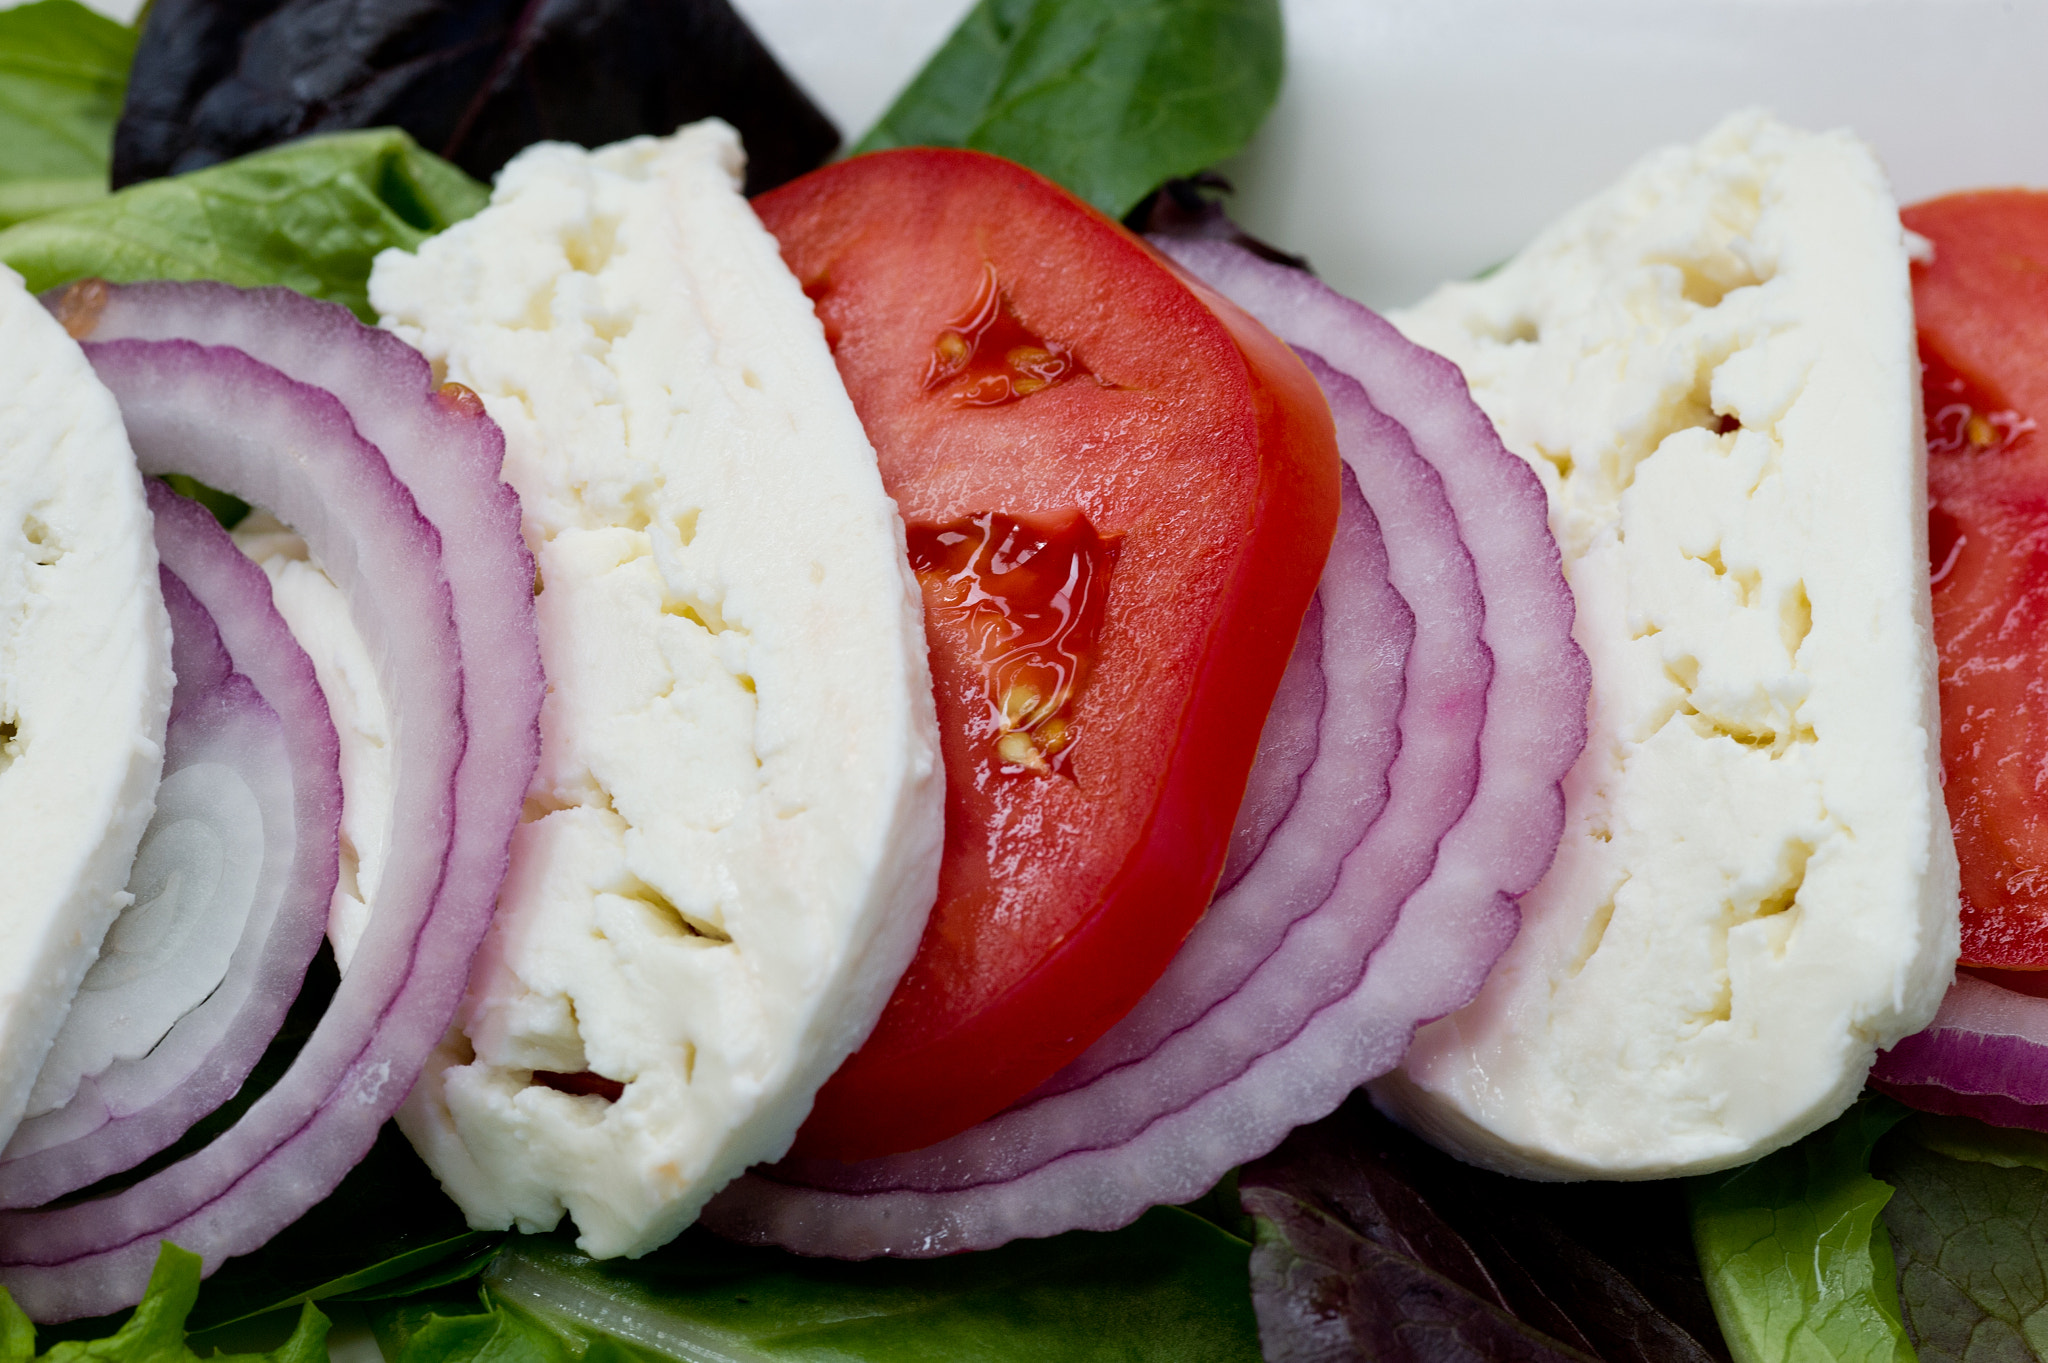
1872,975,2048,1130
0,339,461,1320
73,283,541,931
0,484,341,1206
1162,241,1586,1049
0,279,540,1321
703,247,1586,1257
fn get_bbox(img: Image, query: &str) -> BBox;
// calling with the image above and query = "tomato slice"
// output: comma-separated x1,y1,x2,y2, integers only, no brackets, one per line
1908,191,2048,967
756,149,1341,1160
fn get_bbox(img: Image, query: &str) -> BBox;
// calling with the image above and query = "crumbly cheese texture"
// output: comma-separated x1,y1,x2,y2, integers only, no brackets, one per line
1375,113,1959,1178
370,122,943,1256
0,265,171,1148
230,514,392,973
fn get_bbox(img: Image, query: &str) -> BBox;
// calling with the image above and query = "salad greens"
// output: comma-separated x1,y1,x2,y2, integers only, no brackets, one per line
27,1140,1261,1363
1874,1114,2048,1362
1241,1093,1728,1362
1,1247,328,1363
1690,1098,1915,1363
1689,1096,2048,1363
44,1094,2048,1363
0,130,485,322
854,0,1283,219
417,1207,1261,1363
111,0,838,197
0,0,134,228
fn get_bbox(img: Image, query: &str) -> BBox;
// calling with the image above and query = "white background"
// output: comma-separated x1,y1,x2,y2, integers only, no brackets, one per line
737,0,2048,306
729,0,2048,306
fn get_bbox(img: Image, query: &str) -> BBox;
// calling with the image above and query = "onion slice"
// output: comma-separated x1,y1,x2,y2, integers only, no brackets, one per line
1157,241,1587,988
702,245,1586,1257
1872,976,2048,1131
0,339,460,1320
70,282,540,958
0,483,341,1206
0,278,540,1322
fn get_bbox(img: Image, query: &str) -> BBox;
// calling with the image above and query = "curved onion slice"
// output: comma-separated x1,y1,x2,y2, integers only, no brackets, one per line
1159,242,1587,983
0,484,341,1207
26,573,287,1124
67,282,539,943
0,283,539,1321
1871,976,2048,1130
0,340,458,1319
702,246,1586,1257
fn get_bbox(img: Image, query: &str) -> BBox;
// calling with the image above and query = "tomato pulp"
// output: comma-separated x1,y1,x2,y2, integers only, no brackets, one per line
757,150,1341,1160
1909,191,2048,967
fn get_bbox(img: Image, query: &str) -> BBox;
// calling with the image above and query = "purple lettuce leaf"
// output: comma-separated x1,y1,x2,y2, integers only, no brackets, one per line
110,0,837,195
1241,1094,1728,1363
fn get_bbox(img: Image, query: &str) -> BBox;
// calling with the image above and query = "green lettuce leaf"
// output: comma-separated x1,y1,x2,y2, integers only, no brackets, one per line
0,128,487,321
1874,1113,2048,1362
377,1207,1259,1363
1689,1097,1916,1363
854,0,1284,219
0,0,135,229
0,1244,327,1363
376,1294,569,1363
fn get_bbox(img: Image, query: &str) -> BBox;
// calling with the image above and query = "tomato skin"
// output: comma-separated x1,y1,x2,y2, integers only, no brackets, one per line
1909,191,2048,967
756,149,1340,1161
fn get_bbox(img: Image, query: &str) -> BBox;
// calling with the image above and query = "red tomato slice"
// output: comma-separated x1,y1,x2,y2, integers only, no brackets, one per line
756,149,1341,1161
1907,191,2048,968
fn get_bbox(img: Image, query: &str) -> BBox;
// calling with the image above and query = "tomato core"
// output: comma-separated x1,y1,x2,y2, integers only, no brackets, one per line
925,263,1089,406
906,509,1117,776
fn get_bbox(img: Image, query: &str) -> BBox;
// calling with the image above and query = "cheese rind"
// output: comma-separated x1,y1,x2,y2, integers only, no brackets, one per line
0,265,172,1150
1376,113,1959,1178
370,122,944,1256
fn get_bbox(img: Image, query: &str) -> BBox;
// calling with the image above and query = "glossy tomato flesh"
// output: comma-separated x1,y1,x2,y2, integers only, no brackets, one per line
756,149,1341,1161
1908,191,2048,968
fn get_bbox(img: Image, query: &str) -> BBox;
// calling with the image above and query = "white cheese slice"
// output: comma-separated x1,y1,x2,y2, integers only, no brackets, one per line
1374,112,1959,1178
229,514,393,974
0,265,172,1149
370,120,944,1256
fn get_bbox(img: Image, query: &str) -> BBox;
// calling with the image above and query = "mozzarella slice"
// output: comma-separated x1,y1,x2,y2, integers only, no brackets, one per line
370,121,944,1257
1375,112,1958,1178
229,514,393,974
0,265,172,1148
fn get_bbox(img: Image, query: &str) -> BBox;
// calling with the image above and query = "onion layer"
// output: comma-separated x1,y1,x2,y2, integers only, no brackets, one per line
1872,975,2048,1131
75,282,540,962
1,280,541,1323
0,483,341,1207
701,243,1587,1258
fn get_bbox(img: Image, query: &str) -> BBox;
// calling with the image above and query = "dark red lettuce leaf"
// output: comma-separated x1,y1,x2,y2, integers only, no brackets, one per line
1241,1094,1729,1363
111,0,837,195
